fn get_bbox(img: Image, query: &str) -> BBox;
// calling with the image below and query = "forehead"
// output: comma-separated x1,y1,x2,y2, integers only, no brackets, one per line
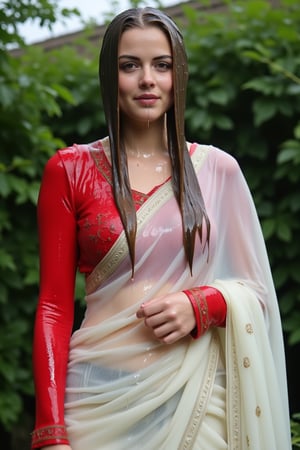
118,26,172,55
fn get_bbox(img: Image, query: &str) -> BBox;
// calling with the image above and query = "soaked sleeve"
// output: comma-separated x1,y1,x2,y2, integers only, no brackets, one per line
31,151,77,448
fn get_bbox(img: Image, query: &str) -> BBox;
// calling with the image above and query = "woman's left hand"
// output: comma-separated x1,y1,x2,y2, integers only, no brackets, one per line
136,292,195,344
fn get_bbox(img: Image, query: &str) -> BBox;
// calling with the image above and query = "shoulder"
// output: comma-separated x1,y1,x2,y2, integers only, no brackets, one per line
209,145,240,175
191,142,241,177
44,140,104,175
44,143,87,166
57,143,92,165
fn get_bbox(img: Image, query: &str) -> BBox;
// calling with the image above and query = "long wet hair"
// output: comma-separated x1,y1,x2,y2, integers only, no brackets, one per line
99,7,210,275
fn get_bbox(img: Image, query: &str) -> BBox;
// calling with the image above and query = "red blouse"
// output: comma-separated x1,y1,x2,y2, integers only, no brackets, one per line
50,142,153,275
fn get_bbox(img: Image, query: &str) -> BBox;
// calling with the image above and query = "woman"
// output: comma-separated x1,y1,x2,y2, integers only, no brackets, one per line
31,7,291,450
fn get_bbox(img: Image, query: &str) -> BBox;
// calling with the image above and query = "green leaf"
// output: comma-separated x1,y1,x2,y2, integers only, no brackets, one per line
214,115,234,130
243,76,282,95
276,222,292,242
51,83,76,104
0,173,10,197
0,249,16,271
0,391,22,430
253,98,277,125
289,327,300,346
262,218,276,239
294,123,300,140
208,88,230,105
0,84,15,107
278,143,300,164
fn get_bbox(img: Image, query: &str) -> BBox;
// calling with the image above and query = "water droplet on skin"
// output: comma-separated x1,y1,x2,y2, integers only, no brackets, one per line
133,372,141,384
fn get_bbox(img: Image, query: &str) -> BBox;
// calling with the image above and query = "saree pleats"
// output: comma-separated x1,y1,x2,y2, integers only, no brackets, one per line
65,328,220,449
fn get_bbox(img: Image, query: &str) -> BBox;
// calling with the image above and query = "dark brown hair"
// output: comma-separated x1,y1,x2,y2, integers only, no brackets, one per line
99,7,210,275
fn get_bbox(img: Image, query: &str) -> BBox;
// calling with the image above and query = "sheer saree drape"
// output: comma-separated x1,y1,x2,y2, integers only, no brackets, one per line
64,144,291,449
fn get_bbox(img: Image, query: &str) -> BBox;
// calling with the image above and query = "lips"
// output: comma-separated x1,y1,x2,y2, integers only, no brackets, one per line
134,94,159,106
135,94,159,100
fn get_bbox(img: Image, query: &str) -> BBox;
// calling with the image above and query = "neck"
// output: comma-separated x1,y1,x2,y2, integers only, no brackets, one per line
121,118,168,157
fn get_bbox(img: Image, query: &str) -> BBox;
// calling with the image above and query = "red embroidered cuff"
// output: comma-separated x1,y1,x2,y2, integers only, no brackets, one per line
31,424,69,448
183,288,209,338
183,286,227,339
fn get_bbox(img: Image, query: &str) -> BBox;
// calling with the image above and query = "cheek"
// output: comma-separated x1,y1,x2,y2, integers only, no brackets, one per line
161,74,173,96
118,76,131,111
118,74,127,96
118,73,136,95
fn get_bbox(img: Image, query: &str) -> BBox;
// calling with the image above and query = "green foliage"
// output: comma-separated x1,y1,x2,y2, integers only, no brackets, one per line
0,0,80,49
292,413,300,448
0,0,300,445
292,413,300,447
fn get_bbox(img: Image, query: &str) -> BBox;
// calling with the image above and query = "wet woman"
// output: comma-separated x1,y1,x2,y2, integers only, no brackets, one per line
31,7,291,450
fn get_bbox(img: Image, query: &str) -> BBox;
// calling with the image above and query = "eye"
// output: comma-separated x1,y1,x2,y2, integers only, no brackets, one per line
155,61,173,72
119,61,139,72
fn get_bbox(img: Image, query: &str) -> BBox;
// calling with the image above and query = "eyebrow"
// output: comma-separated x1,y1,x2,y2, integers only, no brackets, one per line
118,55,172,61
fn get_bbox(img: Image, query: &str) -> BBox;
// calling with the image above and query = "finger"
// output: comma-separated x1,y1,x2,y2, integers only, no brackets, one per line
136,303,145,318
151,321,174,339
136,298,165,319
143,309,166,327
142,297,169,317
156,328,183,345
161,331,181,345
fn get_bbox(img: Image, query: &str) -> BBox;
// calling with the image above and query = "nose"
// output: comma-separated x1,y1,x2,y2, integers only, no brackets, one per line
139,65,155,88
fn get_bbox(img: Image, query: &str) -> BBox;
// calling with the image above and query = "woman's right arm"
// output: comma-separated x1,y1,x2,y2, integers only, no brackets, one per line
32,154,77,449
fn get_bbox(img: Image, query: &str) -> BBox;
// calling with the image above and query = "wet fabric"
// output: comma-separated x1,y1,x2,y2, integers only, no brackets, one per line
62,142,291,449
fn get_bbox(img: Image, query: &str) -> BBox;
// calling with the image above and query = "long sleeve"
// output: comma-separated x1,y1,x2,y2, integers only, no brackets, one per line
31,154,78,448
183,285,227,338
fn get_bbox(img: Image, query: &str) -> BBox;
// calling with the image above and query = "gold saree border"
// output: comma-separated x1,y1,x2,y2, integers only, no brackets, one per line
226,328,241,450
178,332,220,450
85,144,211,294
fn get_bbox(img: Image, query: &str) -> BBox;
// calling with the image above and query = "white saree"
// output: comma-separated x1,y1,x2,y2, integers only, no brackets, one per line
64,143,291,449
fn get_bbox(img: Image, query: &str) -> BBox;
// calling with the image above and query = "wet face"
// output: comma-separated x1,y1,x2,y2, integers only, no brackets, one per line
118,25,173,126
